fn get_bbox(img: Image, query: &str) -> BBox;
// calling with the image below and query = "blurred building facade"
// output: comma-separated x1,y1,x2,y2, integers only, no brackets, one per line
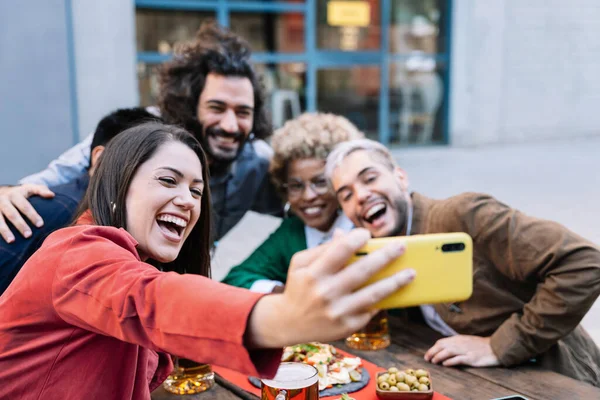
2,0,600,183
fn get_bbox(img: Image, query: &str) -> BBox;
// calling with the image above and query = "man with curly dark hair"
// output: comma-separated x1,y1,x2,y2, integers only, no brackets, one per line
0,22,282,244
158,22,271,164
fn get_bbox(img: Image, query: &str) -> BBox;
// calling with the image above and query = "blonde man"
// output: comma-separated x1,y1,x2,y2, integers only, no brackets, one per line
326,138,600,386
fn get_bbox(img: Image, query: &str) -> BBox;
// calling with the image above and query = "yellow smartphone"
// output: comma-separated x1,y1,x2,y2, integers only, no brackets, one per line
349,232,473,309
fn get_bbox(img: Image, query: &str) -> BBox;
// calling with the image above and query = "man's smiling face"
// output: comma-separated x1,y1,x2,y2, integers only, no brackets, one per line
331,150,409,238
196,73,255,164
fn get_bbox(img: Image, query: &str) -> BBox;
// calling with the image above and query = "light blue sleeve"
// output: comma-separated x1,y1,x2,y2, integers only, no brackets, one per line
18,134,93,187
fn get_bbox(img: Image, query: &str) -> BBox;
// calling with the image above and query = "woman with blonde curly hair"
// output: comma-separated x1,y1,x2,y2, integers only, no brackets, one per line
222,113,363,292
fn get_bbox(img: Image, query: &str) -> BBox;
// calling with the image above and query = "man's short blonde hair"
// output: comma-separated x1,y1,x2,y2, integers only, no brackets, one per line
325,139,396,181
270,113,364,196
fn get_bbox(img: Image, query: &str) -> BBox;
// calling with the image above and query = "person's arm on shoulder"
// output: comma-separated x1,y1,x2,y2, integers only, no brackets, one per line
221,219,301,290
0,194,78,294
19,133,92,186
0,134,91,243
434,193,600,367
0,184,55,243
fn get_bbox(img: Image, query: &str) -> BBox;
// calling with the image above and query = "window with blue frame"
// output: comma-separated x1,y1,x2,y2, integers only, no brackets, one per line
135,0,451,145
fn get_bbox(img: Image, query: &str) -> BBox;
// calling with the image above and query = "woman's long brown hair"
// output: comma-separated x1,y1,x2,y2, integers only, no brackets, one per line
74,122,211,277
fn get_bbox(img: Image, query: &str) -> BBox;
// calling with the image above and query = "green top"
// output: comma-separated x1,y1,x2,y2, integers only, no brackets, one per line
221,215,308,289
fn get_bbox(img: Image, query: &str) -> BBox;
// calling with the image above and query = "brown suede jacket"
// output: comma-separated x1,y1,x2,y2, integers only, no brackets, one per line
410,192,600,386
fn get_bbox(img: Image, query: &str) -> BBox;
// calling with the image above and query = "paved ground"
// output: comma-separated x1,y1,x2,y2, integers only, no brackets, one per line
212,136,600,343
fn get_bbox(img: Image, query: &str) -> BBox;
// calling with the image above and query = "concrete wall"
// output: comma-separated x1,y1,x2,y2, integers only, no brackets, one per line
71,0,138,139
0,0,74,184
450,0,600,146
0,0,138,184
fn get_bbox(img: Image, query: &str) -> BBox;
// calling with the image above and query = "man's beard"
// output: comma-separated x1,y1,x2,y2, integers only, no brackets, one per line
388,195,411,237
203,126,247,163
185,120,248,172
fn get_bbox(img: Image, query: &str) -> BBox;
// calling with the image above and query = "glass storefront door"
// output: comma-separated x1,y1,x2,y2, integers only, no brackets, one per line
135,0,451,145
317,66,381,140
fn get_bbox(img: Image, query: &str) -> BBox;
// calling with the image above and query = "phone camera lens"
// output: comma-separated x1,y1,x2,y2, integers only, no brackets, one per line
442,243,465,252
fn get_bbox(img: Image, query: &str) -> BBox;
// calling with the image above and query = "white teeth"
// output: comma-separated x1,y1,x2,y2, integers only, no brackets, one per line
157,214,188,228
365,204,385,220
304,207,321,216
217,136,235,144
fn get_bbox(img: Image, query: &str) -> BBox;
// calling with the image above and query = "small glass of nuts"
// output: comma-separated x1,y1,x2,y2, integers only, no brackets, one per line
375,367,432,399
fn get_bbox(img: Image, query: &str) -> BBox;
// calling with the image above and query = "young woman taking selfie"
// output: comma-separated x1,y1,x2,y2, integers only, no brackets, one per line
0,122,415,399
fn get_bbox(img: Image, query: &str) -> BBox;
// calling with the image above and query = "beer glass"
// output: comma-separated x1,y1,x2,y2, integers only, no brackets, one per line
162,357,214,395
261,362,319,400
345,310,390,350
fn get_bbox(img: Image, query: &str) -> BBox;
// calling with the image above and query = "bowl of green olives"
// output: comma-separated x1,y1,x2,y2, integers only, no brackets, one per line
375,367,432,400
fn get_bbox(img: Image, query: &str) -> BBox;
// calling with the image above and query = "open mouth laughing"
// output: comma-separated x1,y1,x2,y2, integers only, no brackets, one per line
361,201,388,228
156,213,189,242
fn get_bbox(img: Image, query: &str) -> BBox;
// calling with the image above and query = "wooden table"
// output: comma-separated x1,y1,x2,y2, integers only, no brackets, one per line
153,316,600,400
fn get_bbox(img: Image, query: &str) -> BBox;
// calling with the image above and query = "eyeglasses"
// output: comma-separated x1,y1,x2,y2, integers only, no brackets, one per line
283,177,330,198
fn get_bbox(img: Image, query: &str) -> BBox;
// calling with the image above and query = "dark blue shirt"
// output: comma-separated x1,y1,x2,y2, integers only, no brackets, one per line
0,174,89,294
